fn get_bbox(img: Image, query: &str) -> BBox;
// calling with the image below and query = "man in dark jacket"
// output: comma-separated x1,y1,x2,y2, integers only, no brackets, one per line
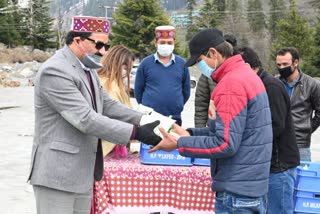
276,47,320,161
194,74,216,127
239,47,300,214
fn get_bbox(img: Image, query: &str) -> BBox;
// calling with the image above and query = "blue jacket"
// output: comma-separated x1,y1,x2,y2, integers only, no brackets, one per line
178,55,273,197
134,54,190,120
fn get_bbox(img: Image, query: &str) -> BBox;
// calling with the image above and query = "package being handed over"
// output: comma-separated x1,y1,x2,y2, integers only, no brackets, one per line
137,105,192,166
137,104,176,138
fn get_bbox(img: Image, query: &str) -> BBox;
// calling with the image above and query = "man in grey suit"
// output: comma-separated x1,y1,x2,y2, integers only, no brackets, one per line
28,16,161,214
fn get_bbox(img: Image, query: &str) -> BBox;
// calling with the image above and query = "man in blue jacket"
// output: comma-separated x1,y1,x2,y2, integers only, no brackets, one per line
150,29,273,213
134,25,191,126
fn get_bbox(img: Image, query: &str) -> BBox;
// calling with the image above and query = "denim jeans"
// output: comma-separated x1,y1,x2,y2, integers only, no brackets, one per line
299,147,311,162
267,168,296,214
215,191,267,214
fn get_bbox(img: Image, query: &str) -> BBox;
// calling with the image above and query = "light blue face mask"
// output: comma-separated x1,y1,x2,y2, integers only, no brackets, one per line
196,59,216,79
82,54,103,69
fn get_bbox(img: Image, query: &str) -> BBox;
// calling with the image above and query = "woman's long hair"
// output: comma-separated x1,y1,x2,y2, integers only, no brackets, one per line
97,45,135,158
98,45,135,97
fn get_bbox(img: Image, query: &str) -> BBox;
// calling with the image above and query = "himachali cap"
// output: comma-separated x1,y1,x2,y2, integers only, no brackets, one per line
71,16,110,34
185,28,225,67
155,25,176,39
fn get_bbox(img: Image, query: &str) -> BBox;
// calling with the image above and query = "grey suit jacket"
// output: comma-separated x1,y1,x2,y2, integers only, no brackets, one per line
28,45,143,193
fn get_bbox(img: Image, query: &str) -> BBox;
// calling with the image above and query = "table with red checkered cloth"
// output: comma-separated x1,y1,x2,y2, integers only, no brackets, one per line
94,153,215,214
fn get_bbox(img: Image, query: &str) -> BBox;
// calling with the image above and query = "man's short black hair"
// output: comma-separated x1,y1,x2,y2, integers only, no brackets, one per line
238,46,262,69
224,34,237,47
224,34,239,55
276,47,300,62
65,31,92,45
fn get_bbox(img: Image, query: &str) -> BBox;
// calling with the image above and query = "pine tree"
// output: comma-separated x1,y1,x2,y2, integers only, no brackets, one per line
8,5,24,46
214,0,225,12
0,0,10,45
307,17,320,77
271,0,314,59
247,0,266,32
268,0,285,40
224,0,241,34
270,0,316,76
310,0,320,10
0,0,23,47
18,7,31,45
313,18,320,70
195,0,220,29
111,0,170,60
26,0,56,50
186,0,196,25
185,0,197,43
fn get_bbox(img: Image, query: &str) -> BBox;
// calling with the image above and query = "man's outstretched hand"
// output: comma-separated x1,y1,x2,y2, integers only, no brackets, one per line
135,120,162,146
171,123,190,137
148,127,179,153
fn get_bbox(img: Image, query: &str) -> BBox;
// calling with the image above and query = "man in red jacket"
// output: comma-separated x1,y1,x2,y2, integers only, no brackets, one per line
150,28,273,214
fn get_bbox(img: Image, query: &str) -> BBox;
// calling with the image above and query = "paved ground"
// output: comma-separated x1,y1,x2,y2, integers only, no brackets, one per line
0,87,319,214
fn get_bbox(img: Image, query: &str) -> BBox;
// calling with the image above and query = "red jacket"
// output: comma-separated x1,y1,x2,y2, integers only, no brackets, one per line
178,55,273,197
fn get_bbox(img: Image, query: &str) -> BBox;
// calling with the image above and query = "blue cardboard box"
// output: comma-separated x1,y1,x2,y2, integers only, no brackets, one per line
139,143,192,166
294,190,320,213
296,162,320,192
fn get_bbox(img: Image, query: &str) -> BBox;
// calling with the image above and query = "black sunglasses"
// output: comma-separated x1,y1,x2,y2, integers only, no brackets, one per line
84,37,110,51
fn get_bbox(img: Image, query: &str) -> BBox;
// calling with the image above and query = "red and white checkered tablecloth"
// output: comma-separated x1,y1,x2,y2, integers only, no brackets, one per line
94,153,215,214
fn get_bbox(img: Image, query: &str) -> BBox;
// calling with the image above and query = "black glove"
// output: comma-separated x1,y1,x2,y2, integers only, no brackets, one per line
135,120,162,146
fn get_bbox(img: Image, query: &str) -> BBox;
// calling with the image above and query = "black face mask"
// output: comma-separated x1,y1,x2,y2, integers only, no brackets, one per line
278,66,294,79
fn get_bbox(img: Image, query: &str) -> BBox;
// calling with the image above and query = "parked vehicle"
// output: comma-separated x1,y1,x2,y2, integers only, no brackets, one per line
190,75,197,88
129,64,139,97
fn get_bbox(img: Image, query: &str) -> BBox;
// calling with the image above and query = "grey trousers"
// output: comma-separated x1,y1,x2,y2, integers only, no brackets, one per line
33,185,93,214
